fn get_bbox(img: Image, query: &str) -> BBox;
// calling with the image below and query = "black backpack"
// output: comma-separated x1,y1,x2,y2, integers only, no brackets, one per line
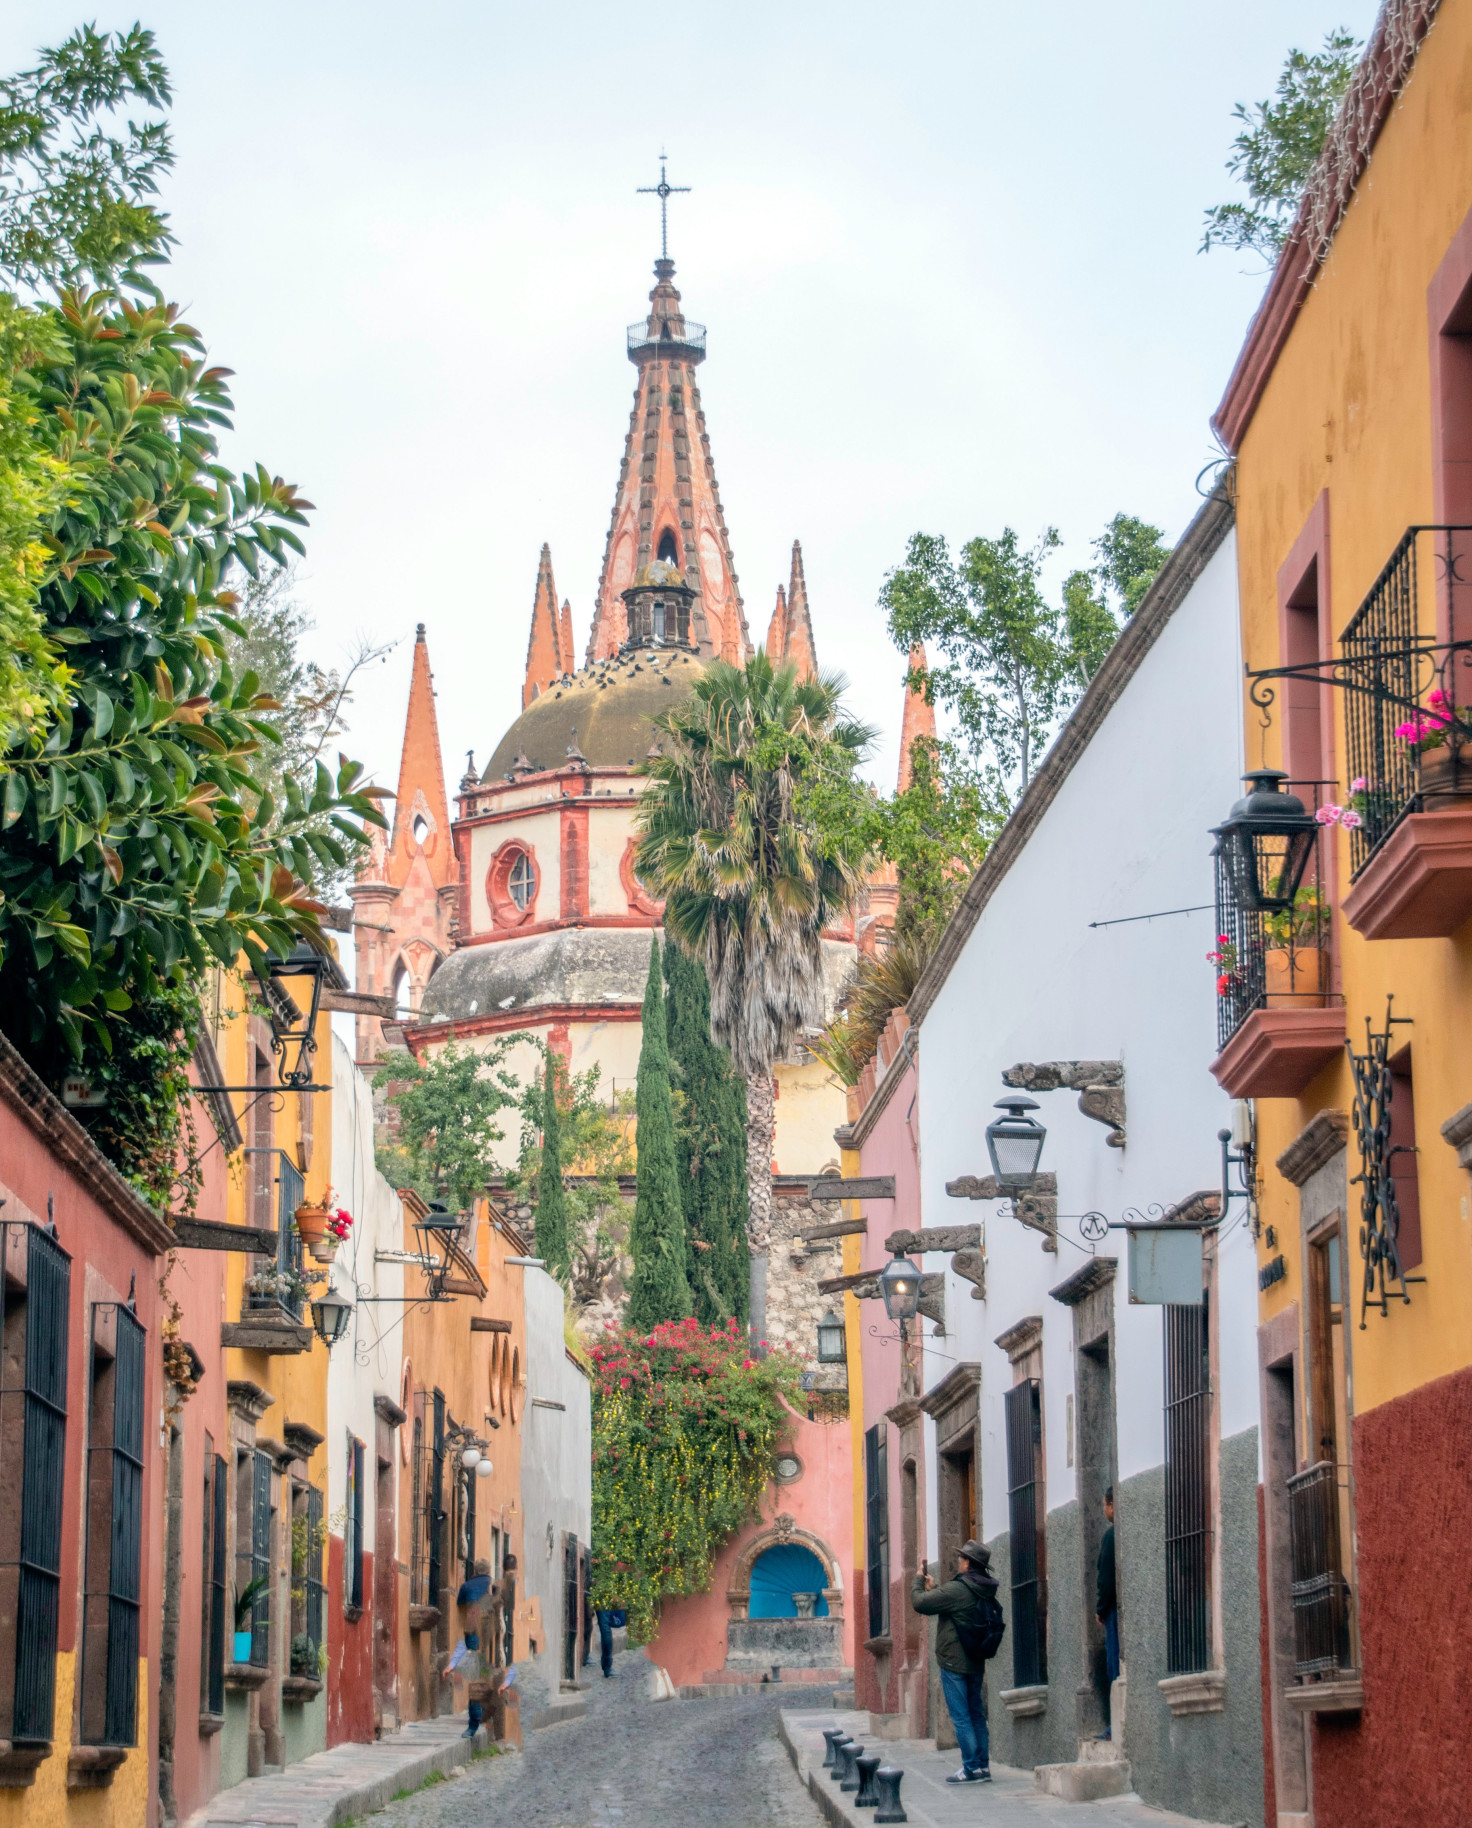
954,1590,1006,1663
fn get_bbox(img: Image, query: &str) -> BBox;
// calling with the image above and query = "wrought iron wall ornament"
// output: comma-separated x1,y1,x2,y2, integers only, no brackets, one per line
1346,998,1420,1325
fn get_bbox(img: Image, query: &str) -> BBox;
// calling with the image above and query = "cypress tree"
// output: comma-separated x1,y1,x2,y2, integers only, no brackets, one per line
664,942,750,1326
535,1051,570,1276
626,934,695,1331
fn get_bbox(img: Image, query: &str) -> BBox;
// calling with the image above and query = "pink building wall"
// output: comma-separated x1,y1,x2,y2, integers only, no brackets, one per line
851,1044,931,1733
644,1405,854,1690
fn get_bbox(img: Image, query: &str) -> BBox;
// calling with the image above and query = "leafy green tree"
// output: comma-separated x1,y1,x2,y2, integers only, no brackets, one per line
664,941,748,1326
1061,513,1171,686
1202,28,1362,261
373,1036,522,1211
535,1049,571,1275
626,936,694,1331
0,24,173,291
634,655,873,1335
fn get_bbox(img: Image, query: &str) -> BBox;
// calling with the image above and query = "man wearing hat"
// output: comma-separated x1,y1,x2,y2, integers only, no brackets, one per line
912,1540,1004,1784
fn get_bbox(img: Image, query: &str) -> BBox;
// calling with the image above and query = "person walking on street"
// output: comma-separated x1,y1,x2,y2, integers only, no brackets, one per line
1096,1487,1118,1739
593,1605,626,1677
912,1540,1006,1784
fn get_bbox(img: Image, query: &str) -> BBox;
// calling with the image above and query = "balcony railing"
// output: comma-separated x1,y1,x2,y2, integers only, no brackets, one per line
1340,526,1472,872
1286,1461,1354,1677
242,1149,306,1321
1213,788,1331,1052
626,319,706,356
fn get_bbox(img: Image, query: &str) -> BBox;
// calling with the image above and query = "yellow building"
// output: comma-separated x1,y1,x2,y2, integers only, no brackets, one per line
1209,3,1472,1821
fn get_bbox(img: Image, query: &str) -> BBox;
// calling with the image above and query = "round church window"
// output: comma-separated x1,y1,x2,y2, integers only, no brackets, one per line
508,852,534,910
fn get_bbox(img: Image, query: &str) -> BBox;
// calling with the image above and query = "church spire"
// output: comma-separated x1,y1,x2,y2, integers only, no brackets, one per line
765,584,787,662
896,642,937,791
523,544,566,707
782,542,817,681
559,598,575,675
586,256,752,666
391,624,453,889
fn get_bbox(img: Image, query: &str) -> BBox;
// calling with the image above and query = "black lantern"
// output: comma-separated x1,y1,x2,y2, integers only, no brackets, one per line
816,1310,846,1364
254,943,345,1089
310,1288,352,1348
880,1252,921,1323
413,1202,467,1300
1213,770,1318,915
985,1095,1047,1193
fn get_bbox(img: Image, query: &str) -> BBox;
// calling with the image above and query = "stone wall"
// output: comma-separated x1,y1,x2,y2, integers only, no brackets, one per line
765,1178,847,1389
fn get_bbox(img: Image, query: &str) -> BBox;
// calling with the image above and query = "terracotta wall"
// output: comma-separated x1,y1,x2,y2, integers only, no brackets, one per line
326,1538,376,1747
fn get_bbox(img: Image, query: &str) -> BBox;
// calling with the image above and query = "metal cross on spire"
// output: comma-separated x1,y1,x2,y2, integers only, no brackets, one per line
637,153,690,262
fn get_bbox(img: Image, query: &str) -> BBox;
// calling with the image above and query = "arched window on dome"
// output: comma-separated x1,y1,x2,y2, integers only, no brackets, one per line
508,852,534,911
657,528,679,565
486,841,539,928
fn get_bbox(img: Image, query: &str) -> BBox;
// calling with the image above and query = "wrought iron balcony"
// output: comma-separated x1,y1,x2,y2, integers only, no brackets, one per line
1212,793,1332,1053
1286,1461,1355,1678
243,1149,306,1322
626,319,706,357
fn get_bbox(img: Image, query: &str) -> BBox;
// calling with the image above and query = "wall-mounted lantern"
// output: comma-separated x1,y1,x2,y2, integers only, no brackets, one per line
880,1252,921,1323
310,1288,352,1348
1213,769,1318,915
414,1202,467,1300
985,1095,1048,1193
254,943,345,1088
816,1310,846,1364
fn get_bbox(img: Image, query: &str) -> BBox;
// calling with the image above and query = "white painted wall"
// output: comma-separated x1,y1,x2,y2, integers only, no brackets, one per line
517,1264,593,1691
327,1034,407,1565
914,531,1256,1541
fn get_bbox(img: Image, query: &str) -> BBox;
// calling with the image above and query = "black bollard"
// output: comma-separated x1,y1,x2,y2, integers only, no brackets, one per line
840,1744,866,1793
821,1727,845,1770
874,1766,907,1824
854,1753,881,1807
830,1739,855,1784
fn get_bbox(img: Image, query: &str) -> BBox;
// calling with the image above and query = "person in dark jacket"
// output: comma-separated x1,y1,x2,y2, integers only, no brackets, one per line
912,1540,998,1783
1095,1488,1118,1738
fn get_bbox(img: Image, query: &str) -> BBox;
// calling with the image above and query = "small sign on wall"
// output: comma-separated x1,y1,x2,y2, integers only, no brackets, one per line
61,1076,107,1108
1127,1225,1204,1304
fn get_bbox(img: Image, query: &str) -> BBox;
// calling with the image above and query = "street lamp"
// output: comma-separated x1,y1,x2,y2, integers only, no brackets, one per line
475,1459,493,1480
880,1252,921,1324
985,1095,1048,1193
310,1288,352,1348
461,1445,481,1469
413,1202,467,1299
253,943,345,1089
816,1310,846,1364
1213,769,1318,915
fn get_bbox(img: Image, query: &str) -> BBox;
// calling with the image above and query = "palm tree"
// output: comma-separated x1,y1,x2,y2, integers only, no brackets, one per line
633,653,873,1339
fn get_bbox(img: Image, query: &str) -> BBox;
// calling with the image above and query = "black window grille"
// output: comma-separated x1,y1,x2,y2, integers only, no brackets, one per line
1163,1300,1211,1675
409,1407,427,1606
244,1450,271,1665
1,1223,71,1747
80,1304,144,1746
1347,1000,1420,1321
305,1485,325,1659
1339,526,1472,872
1287,1461,1354,1676
345,1436,364,1612
429,1391,445,1610
463,1452,477,1578
1213,789,1330,1053
243,1150,307,1320
864,1424,889,1637
1004,1379,1047,1689
208,1453,227,1713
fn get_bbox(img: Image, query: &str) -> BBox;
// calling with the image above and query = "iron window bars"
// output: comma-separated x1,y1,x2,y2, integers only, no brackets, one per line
1286,1461,1354,1677
562,1534,580,1683
429,1391,446,1615
1213,784,1332,1053
409,1404,428,1608
80,1302,145,1746
1246,526,1472,874
864,1424,890,1638
205,1450,227,1714
238,1449,271,1667
1347,999,1423,1323
345,1437,365,1613
243,1149,307,1321
1004,1379,1047,1690
0,1222,70,1748
305,1485,325,1667
1163,1299,1211,1676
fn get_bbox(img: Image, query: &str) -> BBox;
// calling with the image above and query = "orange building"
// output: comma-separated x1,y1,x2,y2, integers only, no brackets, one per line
1210,3,1472,1821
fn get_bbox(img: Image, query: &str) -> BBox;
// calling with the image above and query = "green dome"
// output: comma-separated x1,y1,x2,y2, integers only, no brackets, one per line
482,650,704,780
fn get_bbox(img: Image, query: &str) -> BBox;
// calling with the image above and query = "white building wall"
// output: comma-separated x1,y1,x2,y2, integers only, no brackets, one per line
517,1264,593,1699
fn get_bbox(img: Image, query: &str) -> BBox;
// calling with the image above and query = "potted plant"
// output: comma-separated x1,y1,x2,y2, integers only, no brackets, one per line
234,1575,269,1665
307,1205,354,1266
1263,884,1330,1004
294,1185,337,1257
289,1632,325,1678
1395,691,1472,800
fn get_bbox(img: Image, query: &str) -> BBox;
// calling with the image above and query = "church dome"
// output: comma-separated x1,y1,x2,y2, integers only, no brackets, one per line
482,650,705,781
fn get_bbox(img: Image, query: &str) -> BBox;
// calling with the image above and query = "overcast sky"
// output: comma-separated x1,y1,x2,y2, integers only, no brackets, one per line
5,1,1374,795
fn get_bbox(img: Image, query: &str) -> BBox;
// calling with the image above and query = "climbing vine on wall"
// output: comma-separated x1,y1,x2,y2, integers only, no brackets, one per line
589,1317,805,1644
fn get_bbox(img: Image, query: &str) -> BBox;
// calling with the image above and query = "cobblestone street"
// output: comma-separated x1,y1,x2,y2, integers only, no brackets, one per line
368,1651,827,1828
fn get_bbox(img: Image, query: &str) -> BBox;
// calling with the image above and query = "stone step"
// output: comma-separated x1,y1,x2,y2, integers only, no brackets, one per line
678,1678,841,1700
1075,1736,1126,1764
1035,1757,1134,1802
703,1666,849,1684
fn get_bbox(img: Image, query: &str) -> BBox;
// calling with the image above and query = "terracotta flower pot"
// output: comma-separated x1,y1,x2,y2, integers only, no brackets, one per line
1264,946,1326,1006
1418,740,1472,804
294,1203,330,1251
308,1233,340,1265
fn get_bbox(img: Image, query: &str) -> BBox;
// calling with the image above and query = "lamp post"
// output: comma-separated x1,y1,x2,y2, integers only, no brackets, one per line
985,1095,1048,1194
1213,769,1318,914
